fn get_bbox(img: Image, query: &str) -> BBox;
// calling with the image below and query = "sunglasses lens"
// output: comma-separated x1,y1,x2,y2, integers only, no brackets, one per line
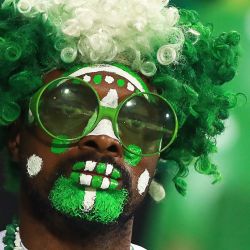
117,93,177,155
38,78,98,139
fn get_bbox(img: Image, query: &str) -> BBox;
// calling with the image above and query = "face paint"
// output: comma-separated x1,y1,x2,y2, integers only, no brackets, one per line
137,169,150,195
100,89,118,108
87,119,118,140
105,75,114,84
68,64,149,93
93,74,102,84
124,144,142,167
72,161,121,191
49,175,128,224
26,154,43,177
83,187,96,212
28,108,34,124
83,75,91,82
86,90,119,140
51,136,70,154
127,82,135,92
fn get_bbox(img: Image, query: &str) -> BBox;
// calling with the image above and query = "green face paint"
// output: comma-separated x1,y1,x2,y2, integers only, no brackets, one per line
93,74,102,84
49,175,128,224
117,79,125,87
124,144,143,167
51,135,70,154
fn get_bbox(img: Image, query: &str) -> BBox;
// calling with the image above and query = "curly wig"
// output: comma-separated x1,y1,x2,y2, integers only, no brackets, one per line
0,0,240,195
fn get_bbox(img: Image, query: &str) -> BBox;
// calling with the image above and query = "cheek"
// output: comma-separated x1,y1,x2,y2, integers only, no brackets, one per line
20,130,65,180
130,156,158,197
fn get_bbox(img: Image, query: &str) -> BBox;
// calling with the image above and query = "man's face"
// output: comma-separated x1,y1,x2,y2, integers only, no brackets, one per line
17,65,159,226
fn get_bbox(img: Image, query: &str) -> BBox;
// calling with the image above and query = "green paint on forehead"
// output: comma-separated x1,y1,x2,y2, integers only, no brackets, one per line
93,74,102,84
51,136,70,154
64,64,150,93
112,63,150,92
124,144,143,167
117,79,125,87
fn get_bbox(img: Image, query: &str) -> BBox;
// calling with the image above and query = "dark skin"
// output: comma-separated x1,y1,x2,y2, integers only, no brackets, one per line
8,69,159,250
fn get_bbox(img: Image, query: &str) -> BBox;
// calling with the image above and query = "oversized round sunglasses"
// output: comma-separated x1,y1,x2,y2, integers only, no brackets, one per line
29,77,178,156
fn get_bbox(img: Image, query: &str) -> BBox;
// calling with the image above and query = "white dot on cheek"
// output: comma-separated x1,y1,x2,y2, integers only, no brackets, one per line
137,169,150,195
26,154,43,177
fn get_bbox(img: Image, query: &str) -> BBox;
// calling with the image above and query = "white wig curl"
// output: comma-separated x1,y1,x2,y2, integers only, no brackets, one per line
15,0,185,76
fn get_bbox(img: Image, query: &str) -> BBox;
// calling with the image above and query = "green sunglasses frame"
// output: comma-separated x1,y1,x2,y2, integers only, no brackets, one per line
29,76,178,156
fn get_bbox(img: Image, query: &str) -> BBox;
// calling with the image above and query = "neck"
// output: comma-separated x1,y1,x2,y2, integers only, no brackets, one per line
19,192,133,250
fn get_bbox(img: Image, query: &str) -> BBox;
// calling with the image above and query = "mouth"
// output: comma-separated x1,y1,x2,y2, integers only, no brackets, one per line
70,161,123,191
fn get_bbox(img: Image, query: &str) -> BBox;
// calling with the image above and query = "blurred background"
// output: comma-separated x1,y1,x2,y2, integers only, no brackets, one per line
133,0,250,249
0,0,250,250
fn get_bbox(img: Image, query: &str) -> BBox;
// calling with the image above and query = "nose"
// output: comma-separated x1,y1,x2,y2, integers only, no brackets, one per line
78,135,123,158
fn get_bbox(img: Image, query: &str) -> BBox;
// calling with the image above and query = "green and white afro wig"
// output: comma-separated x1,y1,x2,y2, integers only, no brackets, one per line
0,0,240,196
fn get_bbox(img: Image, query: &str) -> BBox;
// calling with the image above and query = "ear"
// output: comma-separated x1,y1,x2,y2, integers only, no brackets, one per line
7,121,21,162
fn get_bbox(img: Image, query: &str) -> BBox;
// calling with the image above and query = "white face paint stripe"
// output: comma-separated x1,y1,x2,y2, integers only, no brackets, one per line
84,161,97,171
87,119,118,140
83,187,96,212
105,164,113,176
100,177,110,189
137,169,150,195
80,174,92,186
69,65,148,92
26,154,43,177
100,89,118,108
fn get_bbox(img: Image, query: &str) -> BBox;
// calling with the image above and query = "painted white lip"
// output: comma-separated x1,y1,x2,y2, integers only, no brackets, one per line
73,161,122,190
84,161,97,171
79,173,118,190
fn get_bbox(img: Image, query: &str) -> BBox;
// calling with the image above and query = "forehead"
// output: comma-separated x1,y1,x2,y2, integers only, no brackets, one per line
67,65,151,102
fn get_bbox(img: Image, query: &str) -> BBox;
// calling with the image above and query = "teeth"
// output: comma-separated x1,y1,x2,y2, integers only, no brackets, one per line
84,161,96,171
80,174,92,186
105,164,113,175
